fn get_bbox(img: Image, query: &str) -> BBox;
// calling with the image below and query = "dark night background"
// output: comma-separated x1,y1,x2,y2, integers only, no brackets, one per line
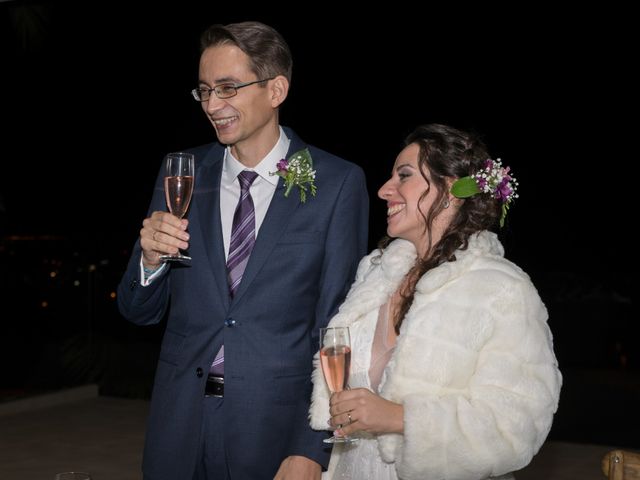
0,1,636,448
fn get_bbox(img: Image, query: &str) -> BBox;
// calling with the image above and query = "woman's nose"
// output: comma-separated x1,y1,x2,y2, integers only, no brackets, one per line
378,179,393,200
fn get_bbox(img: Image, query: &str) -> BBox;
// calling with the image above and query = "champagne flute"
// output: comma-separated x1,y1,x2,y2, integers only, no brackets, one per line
159,152,195,262
320,326,358,444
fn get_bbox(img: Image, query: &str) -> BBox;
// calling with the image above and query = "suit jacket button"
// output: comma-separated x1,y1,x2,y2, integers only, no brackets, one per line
130,279,138,291
224,318,236,327
196,367,203,378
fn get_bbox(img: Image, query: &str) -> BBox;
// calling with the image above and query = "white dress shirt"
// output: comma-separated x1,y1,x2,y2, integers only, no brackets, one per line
220,127,290,259
141,127,290,284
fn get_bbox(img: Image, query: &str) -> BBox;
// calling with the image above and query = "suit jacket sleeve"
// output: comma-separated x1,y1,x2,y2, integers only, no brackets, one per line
116,171,171,326
287,163,369,466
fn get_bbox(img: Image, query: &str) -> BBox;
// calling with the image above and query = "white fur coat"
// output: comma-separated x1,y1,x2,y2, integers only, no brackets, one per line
309,231,562,480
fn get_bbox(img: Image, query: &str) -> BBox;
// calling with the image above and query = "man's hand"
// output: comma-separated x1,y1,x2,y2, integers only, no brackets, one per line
274,455,321,480
140,211,189,267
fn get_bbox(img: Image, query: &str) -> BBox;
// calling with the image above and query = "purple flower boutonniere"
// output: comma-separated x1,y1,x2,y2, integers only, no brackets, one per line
270,148,317,203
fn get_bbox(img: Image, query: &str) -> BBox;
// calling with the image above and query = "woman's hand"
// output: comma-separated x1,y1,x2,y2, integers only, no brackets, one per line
329,388,404,437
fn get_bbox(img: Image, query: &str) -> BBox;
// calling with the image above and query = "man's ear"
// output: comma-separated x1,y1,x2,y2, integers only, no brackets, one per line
270,75,289,108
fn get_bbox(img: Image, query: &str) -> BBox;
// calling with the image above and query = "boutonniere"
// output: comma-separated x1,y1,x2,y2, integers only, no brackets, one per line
269,148,317,203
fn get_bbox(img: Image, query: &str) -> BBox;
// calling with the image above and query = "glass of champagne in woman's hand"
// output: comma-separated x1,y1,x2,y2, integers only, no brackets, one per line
158,152,195,263
320,326,358,444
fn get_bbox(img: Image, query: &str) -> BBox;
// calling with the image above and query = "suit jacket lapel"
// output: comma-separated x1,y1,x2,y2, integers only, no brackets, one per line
231,133,307,306
230,176,298,305
195,145,231,309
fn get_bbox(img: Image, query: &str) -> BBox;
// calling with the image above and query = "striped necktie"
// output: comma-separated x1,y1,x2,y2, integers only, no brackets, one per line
210,170,259,376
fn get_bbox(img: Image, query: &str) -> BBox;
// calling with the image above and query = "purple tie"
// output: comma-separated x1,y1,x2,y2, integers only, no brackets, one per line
210,170,259,376
226,170,259,297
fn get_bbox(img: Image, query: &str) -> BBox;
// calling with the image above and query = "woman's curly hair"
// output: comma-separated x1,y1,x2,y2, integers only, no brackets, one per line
380,123,502,333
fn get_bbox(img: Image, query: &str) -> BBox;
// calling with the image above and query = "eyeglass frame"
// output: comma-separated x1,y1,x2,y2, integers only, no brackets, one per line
191,77,275,102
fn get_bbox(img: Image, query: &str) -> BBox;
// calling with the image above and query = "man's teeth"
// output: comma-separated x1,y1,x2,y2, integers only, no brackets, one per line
214,117,236,126
387,204,406,216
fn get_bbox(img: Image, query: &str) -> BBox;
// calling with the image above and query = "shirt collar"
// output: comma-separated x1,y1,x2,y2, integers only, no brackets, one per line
223,126,291,187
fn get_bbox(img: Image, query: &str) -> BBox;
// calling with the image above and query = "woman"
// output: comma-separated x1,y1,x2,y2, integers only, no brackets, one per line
309,124,561,479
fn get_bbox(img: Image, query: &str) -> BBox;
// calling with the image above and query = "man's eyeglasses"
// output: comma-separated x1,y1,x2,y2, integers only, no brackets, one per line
191,78,274,102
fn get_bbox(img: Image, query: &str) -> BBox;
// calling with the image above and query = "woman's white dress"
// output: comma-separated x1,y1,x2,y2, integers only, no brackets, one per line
327,302,398,480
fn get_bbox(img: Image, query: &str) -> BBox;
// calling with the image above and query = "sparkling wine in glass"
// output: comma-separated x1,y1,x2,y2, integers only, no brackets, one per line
159,152,195,262
320,326,358,444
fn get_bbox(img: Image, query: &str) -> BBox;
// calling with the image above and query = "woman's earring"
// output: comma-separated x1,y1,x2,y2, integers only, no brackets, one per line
443,199,450,209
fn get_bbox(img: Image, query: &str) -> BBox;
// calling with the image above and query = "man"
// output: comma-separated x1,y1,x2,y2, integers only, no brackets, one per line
117,21,368,479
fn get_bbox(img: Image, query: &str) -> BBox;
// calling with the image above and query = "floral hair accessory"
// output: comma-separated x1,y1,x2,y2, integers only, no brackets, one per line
450,158,519,227
269,148,317,203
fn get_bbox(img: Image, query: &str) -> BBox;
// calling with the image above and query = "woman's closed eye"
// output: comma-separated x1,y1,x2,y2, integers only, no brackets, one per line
394,163,415,181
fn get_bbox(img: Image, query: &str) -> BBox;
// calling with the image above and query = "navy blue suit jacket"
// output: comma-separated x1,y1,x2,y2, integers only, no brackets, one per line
117,128,369,479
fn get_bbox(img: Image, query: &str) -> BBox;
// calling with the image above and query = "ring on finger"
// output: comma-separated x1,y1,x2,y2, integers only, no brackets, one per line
347,412,352,424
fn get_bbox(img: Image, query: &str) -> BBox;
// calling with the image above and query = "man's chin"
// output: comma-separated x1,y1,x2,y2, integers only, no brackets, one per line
215,131,236,146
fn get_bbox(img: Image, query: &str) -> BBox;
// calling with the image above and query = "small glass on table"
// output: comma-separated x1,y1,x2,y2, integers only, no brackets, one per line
54,473,92,480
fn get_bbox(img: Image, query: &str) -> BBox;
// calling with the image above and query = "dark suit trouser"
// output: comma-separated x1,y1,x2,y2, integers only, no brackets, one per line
193,396,229,480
